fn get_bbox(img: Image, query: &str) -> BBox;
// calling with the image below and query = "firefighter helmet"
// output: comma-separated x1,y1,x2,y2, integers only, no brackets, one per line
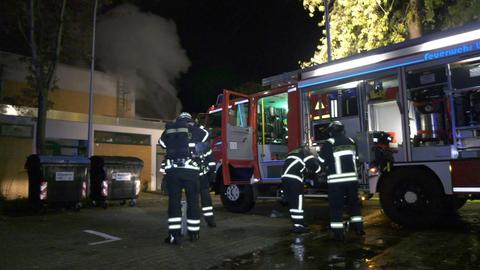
328,121,344,136
177,112,192,121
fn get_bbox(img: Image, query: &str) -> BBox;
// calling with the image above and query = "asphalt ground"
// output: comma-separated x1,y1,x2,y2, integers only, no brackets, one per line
1,193,478,270
0,192,383,270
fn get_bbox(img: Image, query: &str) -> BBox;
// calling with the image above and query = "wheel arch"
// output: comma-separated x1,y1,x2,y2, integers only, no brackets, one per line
377,164,449,195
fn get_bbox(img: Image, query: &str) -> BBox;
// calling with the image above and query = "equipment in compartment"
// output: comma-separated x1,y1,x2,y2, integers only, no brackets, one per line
451,60,480,151
407,68,449,146
409,87,448,145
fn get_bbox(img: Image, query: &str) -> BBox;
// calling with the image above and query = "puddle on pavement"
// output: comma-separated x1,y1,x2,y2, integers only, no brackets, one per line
209,230,399,270
209,205,480,270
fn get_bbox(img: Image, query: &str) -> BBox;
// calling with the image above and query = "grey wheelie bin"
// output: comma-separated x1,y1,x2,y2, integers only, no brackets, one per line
26,154,90,210
90,156,143,208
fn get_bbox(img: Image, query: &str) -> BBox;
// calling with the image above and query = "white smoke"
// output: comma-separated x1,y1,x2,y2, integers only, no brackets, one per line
96,4,190,119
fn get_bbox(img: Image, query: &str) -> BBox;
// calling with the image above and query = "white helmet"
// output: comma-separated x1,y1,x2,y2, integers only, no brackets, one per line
177,112,192,120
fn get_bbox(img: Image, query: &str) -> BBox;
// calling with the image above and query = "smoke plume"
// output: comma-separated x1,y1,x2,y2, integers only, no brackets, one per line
96,4,190,120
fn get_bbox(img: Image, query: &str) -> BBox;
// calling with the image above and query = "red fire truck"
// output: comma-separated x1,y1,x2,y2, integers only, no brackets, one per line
204,22,480,227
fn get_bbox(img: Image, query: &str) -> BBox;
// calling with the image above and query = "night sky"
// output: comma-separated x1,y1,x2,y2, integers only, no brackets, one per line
136,0,322,113
0,0,322,115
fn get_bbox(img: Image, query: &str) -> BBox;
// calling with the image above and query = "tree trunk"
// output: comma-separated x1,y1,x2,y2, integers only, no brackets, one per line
407,0,422,38
36,87,47,154
29,0,67,154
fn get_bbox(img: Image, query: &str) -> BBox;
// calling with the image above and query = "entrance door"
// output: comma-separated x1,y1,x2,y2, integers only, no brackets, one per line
221,90,258,185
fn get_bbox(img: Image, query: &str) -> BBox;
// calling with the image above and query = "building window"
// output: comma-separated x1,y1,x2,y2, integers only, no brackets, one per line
0,123,33,138
95,131,151,145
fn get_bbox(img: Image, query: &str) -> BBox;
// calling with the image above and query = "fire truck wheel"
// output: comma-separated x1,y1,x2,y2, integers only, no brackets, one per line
220,184,255,213
379,167,443,228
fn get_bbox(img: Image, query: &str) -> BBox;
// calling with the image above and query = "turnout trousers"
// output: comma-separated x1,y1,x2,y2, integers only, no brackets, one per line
166,168,200,237
282,177,305,228
199,173,214,221
328,181,364,237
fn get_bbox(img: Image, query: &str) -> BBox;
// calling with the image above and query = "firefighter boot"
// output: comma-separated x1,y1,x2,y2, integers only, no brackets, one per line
355,229,366,236
293,225,310,234
189,231,200,242
164,233,181,245
205,216,217,228
330,229,346,242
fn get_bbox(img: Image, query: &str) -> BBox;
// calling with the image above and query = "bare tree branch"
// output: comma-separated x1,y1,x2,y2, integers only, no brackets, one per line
46,0,66,90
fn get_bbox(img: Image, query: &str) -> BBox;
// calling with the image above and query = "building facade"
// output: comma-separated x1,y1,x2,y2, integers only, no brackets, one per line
0,52,168,199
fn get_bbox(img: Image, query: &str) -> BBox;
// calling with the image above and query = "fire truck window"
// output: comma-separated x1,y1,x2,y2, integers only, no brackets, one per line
257,93,288,145
406,66,450,147
207,111,221,137
366,76,403,145
228,101,249,128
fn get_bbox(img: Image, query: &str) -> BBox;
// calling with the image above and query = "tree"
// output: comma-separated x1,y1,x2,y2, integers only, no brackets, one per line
0,0,102,154
301,0,480,67
27,0,67,154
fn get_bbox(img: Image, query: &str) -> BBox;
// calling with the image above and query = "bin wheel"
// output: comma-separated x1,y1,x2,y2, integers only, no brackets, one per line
129,199,136,207
120,200,127,206
220,184,255,213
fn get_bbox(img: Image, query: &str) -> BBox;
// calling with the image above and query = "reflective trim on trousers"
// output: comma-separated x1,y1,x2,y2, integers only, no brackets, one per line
188,226,200,231
290,209,304,213
291,215,304,219
202,206,213,211
168,217,182,222
350,216,363,223
187,219,200,224
203,212,214,216
169,224,181,230
330,222,344,229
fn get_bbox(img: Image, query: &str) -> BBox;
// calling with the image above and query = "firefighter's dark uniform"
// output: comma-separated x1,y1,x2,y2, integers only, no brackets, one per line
159,113,209,244
195,141,217,227
281,147,321,233
319,124,364,240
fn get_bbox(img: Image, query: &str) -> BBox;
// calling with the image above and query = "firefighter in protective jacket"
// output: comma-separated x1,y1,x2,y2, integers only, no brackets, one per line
159,112,209,244
318,121,365,241
281,146,321,233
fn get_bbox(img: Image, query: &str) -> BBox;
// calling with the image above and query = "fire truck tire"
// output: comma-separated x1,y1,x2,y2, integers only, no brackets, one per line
379,167,444,228
220,184,255,213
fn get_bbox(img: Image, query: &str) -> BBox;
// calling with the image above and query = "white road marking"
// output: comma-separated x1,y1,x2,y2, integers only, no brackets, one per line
83,230,122,245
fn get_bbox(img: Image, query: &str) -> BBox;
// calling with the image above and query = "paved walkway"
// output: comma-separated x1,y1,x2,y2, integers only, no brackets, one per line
0,193,306,270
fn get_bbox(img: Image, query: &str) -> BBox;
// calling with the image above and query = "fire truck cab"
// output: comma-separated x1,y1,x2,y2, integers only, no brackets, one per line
206,22,480,227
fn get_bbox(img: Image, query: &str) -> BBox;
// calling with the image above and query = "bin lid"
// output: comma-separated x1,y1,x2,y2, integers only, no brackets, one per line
38,155,90,165
91,156,144,165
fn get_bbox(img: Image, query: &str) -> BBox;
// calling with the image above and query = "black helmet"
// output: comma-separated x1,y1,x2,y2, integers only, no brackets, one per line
328,121,344,136
177,112,192,121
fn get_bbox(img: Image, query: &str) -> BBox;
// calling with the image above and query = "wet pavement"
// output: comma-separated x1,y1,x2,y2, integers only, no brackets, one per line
1,193,479,269
211,201,480,270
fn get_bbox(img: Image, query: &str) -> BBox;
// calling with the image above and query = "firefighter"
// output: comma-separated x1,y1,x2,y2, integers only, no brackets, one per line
159,112,209,244
318,121,365,241
281,145,321,233
194,141,217,227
